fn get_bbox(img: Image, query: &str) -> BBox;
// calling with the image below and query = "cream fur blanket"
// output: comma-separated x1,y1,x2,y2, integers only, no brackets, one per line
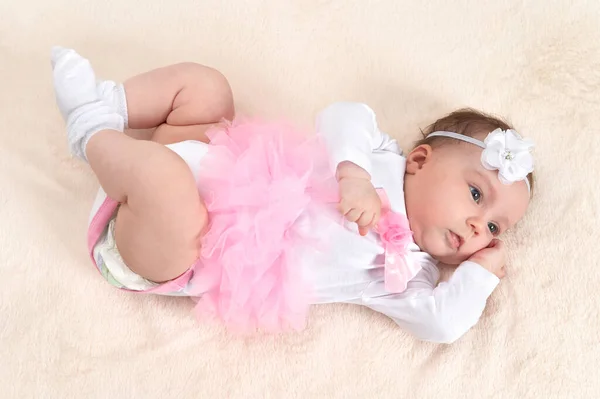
0,1,598,398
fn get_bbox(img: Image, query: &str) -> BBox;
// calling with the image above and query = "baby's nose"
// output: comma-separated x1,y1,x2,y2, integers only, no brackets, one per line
467,216,486,236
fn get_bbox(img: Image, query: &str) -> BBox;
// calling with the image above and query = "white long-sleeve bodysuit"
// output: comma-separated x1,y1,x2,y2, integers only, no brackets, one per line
306,102,500,344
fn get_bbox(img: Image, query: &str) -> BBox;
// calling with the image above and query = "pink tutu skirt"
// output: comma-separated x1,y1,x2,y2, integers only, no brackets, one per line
188,119,340,333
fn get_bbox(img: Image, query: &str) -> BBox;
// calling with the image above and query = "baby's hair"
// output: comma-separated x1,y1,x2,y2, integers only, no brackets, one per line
414,108,535,196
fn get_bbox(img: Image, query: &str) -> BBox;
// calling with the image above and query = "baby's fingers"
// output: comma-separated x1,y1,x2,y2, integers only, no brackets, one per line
336,201,350,216
357,211,374,228
497,265,506,279
370,207,381,229
488,238,504,249
358,226,370,236
345,208,364,223
357,211,375,236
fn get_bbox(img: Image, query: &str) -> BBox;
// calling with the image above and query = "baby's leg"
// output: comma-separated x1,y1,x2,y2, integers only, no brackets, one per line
87,131,206,281
99,62,234,144
52,48,208,282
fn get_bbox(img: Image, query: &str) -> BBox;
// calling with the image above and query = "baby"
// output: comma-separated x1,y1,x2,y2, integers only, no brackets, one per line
51,47,534,343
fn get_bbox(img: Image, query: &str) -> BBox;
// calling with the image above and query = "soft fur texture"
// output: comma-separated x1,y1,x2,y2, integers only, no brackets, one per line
0,1,598,398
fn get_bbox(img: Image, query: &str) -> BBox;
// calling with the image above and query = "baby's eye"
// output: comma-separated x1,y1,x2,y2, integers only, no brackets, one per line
469,186,481,204
488,222,499,235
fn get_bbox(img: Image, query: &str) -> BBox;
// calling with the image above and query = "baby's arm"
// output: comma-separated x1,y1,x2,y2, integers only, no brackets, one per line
316,102,400,233
361,261,500,344
315,102,400,177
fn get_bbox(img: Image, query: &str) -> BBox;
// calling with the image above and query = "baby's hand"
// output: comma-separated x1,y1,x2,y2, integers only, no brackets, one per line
468,239,506,279
336,162,381,236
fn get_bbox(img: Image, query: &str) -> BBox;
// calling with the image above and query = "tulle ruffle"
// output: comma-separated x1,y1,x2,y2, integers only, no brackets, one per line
189,119,339,333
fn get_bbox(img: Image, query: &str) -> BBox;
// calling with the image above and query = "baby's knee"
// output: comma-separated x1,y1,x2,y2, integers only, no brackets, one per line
177,62,234,119
176,63,231,95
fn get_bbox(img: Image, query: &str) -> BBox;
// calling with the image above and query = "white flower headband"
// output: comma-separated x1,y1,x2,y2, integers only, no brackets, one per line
427,128,534,192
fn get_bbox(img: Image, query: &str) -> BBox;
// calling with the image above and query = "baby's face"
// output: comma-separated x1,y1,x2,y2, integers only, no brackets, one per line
403,142,530,265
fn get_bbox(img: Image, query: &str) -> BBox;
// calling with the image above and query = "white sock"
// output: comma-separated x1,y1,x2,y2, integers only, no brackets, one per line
97,80,129,129
51,47,124,161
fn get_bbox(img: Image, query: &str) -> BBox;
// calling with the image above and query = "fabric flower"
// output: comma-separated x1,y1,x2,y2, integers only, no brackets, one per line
375,210,414,293
377,212,412,251
481,128,535,185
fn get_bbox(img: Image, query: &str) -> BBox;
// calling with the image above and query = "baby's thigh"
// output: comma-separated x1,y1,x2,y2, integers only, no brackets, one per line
114,159,208,283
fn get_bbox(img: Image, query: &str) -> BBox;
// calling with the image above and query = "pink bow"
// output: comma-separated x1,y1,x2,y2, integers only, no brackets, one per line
374,190,418,293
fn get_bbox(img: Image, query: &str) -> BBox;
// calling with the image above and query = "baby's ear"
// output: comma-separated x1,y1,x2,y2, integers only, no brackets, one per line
405,144,432,174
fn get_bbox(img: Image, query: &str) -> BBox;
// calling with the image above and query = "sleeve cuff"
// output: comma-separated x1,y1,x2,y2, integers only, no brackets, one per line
454,261,500,295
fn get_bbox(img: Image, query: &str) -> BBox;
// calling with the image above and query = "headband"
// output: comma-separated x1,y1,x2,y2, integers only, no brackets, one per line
427,128,534,192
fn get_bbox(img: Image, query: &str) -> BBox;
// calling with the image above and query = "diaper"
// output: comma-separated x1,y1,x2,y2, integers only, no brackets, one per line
93,217,159,291
88,194,200,296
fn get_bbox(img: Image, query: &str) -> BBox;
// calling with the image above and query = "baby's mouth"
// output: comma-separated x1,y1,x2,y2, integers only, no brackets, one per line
447,230,464,250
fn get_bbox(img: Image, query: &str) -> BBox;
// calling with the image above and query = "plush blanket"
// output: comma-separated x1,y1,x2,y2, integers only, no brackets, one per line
1,0,598,397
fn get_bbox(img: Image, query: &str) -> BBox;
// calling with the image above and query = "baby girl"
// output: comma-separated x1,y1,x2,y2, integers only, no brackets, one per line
51,47,534,343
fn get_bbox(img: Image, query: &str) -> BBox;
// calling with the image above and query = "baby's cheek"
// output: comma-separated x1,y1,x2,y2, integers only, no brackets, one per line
419,229,447,256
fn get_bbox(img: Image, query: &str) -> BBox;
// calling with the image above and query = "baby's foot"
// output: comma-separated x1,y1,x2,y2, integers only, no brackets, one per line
51,47,123,161
51,47,99,119
51,46,126,122
97,80,129,128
